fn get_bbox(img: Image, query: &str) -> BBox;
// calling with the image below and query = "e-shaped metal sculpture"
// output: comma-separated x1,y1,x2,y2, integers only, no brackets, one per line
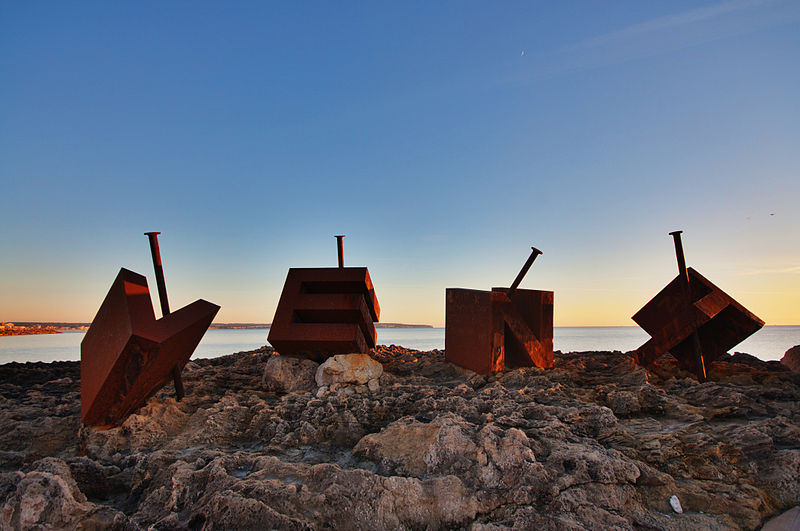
268,235,380,361
80,233,219,427
445,247,554,374
631,231,764,381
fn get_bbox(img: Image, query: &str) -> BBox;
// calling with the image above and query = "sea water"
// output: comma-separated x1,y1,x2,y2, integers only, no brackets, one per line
1,326,797,365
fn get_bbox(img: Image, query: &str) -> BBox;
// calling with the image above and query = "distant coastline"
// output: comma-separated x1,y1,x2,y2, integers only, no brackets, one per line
375,323,434,329
0,321,434,336
209,322,435,329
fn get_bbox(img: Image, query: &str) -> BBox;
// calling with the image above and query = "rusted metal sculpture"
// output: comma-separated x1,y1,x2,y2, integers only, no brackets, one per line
268,235,380,361
445,247,554,374
80,233,219,427
632,231,764,381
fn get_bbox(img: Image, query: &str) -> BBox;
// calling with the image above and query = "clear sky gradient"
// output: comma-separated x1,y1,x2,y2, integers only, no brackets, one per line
2,1,798,327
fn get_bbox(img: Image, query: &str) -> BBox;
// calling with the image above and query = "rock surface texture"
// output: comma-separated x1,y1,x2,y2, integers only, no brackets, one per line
261,354,319,393
315,353,383,386
781,345,800,372
0,346,798,529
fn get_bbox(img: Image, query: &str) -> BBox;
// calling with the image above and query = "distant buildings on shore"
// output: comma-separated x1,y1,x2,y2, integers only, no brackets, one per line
0,322,88,336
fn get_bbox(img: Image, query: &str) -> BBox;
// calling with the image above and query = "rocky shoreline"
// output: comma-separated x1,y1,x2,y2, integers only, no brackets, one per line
1,346,798,529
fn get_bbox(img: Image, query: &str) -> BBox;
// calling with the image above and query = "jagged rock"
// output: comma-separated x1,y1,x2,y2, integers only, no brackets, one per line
607,390,641,416
0,457,134,529
781,345,800,372
261,354,319,392
368,378,380,393
315,353,383,386
0,346,798,529
66,456,126,501
354,414,478,476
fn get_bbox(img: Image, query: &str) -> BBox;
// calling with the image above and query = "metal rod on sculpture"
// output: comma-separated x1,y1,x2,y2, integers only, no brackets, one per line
144,232,170,317
507,247,542,296
669,230,707,382
670,231,689,284
144,231,186,399
335,235,345,268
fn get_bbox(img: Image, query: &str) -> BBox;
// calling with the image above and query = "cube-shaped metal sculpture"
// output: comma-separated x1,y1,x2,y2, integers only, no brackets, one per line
81,268,219,427
632,266,764,375
268,267,380,361
446,287,554,374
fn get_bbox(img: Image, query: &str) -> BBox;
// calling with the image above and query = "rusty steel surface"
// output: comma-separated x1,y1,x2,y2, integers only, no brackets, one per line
445,287,554,374
80,268,219,427
268,267,380,361
335,235,345,268
632,266,764,377
144,232,170,316
668,230,707,381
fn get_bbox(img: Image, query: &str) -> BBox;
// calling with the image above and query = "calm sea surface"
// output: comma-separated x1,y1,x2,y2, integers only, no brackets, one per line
1,326,798,365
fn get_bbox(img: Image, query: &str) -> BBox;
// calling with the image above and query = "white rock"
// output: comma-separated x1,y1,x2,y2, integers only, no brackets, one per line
315,354,383,386
367,378,380,393
669,495,683,514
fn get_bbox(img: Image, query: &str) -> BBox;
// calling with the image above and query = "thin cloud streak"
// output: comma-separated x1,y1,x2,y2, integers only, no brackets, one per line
505,0,800,84
564,0,779,52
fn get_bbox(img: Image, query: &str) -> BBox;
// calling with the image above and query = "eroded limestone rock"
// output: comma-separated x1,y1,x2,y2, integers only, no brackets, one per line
261,354,319,393
0,457,133,529
781,345,800,372
0,346,798,529
315,353,383,386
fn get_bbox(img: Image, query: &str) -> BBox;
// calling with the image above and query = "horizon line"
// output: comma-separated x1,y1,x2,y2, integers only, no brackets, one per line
4,321,799,328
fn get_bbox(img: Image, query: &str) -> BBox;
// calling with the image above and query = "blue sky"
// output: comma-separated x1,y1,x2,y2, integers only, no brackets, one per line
1,0,798,326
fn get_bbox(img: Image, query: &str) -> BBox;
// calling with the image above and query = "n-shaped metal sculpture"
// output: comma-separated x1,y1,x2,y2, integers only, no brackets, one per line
445,247,554,374
631,231,764,381
81,234,219,427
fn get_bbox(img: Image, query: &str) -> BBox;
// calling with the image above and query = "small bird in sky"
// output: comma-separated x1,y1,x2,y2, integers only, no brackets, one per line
521,50,525,56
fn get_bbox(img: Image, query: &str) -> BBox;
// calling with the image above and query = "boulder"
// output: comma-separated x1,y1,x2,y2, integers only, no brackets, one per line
262,354,319,392
315,353,383,387
353,415,477,477
0,458,92,529
780,345,800,372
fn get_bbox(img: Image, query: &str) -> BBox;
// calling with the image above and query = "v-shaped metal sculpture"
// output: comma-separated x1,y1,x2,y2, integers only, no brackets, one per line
80,234,219,427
